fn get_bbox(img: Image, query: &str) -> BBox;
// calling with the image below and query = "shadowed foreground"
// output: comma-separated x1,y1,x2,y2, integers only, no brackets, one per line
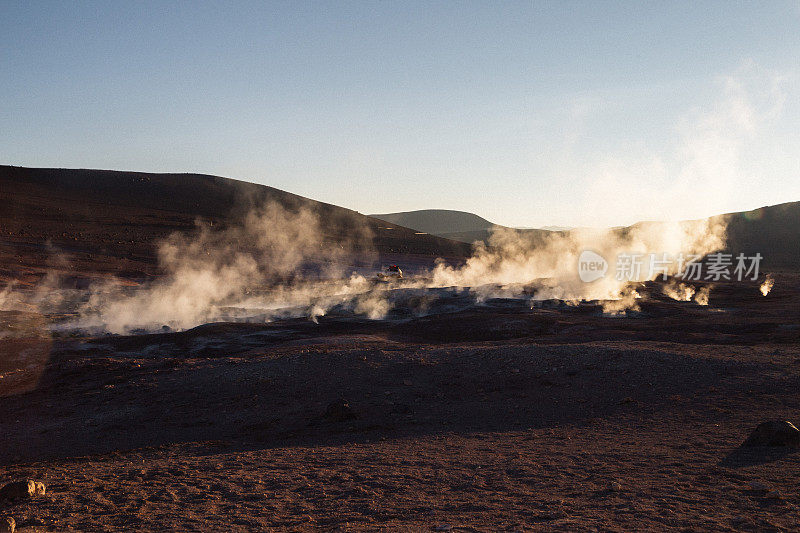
1,276,800,531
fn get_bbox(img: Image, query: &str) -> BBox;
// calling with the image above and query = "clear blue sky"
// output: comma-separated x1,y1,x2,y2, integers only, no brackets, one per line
2,1,799,227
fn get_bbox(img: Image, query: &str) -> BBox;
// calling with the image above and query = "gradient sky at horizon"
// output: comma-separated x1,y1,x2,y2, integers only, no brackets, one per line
2,1,800,227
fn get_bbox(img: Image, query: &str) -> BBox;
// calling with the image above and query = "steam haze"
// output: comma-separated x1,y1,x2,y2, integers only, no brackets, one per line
33,205,728,333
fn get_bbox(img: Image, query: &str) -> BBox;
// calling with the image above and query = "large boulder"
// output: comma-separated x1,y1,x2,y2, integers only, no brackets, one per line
0,517,14,533
742,420,800,447
0,481,35,501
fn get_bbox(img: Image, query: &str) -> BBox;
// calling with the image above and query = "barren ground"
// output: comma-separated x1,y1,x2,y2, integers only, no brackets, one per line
1,275,799,531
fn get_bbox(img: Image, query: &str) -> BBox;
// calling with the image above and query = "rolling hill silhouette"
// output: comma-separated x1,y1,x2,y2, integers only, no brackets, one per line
0,166,471,283
370,208,569,245
373,204,800,269
2,165,798,286
719,202,800,269
370,209,496,235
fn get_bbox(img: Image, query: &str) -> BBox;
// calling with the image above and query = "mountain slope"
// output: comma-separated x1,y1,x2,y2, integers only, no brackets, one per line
718,201,800,269
370,209,496,235
0,165,472,283
369,209,562,246
372,203,800,270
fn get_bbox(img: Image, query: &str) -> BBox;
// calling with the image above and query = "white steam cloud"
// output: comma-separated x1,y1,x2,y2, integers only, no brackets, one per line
760,274,774,296
662,281,696,302
2,200,730,334
69,202,377,333
559,62,791,228
1,188,733,333
430,218,726,304
0,198,719,334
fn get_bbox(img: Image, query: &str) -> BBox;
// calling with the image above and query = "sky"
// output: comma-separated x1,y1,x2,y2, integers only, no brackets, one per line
2,1,800,227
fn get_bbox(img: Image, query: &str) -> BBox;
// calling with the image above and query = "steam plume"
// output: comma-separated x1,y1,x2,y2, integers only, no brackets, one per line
430,217,727,310
663,281,696,302
74,202,374,333
760,274,774,296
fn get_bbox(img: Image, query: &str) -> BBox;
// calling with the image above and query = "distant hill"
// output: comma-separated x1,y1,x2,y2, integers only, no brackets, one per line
2,166,798,285
370,209,570,245
370,209,565,247
372,203,800,270
615,202,800,269
717,201,800,270
0,166,472,283
370,209,496,236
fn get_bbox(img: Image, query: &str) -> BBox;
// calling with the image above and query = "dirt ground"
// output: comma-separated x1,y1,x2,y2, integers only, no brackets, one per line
1,275,799,531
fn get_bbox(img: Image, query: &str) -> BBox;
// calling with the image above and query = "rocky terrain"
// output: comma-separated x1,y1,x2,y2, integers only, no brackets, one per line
1,274,799,531
0,166,471,288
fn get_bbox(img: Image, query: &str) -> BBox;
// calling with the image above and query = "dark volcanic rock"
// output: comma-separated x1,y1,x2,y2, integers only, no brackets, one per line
0,480,35,501
742,421,800,447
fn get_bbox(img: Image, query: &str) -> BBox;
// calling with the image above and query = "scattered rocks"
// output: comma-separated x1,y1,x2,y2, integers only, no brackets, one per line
323,399,357,422
0,517,14,533
742,421,800,448
0,481,36,501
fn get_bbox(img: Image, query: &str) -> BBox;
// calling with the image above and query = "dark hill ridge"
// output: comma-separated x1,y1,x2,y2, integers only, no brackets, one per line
370,209,495,235
0,165,471,283
717,201,800,269
2,165,798,287
370,208,559,245
372,204,800,270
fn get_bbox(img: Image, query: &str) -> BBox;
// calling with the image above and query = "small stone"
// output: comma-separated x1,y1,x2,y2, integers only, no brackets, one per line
434,525,453,532
749,480,768,491
402,379,413,386
34,482,46,496
0,481,35,501
0,517,14,533
609,481,623,492
742,421,800,447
